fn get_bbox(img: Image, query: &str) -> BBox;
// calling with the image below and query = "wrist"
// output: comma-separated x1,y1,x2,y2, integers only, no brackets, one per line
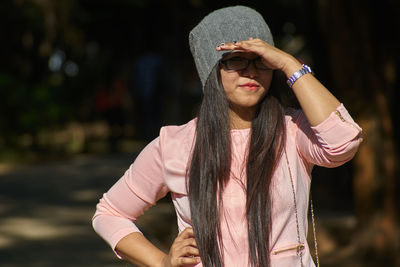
286,64,313,88
158,254,169,267
281,56,303,78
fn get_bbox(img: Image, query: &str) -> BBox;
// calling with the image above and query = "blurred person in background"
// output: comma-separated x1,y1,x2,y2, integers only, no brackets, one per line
130,49,166,141
94,69,129,152
93,5,362,267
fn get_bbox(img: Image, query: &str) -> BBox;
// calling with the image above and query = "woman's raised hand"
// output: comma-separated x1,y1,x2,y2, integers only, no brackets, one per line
216,38,302,76
161,227,200,267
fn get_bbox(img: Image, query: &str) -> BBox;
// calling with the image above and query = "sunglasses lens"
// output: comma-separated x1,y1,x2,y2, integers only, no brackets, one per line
222,57,270,71
226,58,247,70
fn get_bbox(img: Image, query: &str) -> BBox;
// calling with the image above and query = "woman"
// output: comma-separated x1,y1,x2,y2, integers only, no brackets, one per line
92,6,362,267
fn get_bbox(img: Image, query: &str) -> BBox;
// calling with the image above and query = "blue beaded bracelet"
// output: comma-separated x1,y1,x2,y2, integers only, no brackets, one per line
286,64,312,88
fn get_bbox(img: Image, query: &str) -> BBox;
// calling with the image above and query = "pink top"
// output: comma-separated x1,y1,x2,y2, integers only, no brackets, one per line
92,104,362,267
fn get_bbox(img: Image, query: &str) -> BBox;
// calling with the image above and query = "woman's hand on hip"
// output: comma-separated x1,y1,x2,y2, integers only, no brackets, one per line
161,227,200,267
216,38,302,77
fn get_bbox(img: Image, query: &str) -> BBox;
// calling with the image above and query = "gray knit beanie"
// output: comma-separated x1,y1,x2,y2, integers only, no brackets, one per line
189,5,274,88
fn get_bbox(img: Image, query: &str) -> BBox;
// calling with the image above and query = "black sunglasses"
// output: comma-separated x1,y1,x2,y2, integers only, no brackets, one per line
220,56,270,71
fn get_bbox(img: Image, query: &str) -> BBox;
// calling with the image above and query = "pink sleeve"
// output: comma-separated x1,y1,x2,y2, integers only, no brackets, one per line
92,137,169,254
294,104,363,167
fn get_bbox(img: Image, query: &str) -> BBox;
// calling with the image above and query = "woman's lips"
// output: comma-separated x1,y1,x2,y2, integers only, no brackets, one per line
239,83,260,91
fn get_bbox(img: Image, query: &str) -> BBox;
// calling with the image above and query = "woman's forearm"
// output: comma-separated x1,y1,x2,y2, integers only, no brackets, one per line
115,232,167,267
282,57,341,126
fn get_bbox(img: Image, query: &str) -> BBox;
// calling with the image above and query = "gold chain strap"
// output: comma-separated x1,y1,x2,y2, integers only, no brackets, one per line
285,150,304,266
310,196,320,267
285,150,320,267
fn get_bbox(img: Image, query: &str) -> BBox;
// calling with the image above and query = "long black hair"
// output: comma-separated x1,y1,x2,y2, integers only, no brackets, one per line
188,65,287,267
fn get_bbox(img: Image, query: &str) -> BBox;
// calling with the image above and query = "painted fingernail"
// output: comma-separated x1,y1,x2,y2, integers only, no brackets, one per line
233,41,237,45
220,43,225,46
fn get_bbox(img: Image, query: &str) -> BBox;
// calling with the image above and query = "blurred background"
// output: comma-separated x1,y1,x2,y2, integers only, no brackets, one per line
0,0,399,266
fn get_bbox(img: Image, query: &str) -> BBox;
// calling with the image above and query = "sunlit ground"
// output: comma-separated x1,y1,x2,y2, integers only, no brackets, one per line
0,151,177,267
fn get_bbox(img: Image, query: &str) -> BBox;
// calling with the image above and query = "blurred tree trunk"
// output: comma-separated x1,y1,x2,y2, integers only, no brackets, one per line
307,0,399,265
